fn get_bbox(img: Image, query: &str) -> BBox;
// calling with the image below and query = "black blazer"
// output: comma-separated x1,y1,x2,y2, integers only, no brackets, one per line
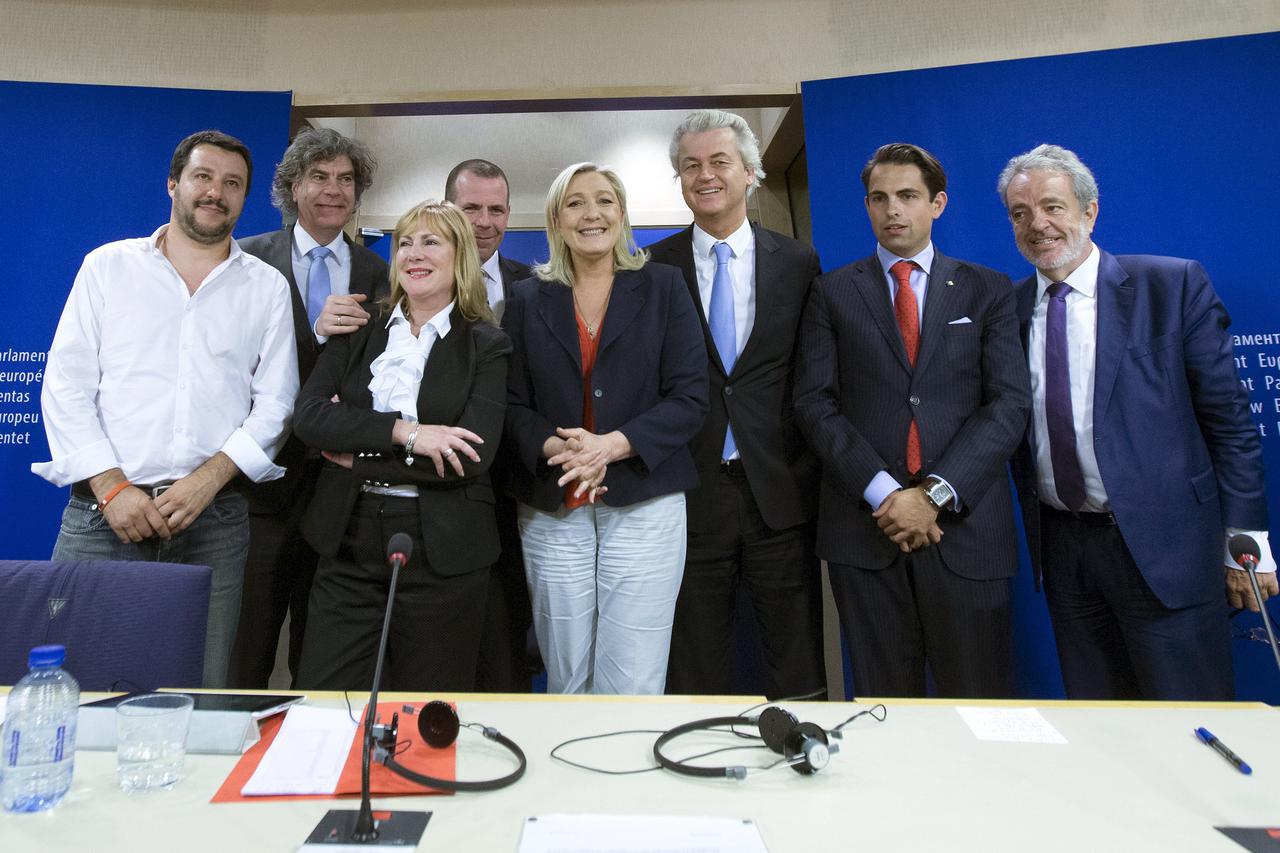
794,250,1030,580
237,227,389,514
292,306,512,575
647,223,821,532
501,263,709,512
498,254,532,300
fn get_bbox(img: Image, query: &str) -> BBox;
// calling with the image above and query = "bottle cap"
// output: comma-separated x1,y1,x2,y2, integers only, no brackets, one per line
28,644,66,668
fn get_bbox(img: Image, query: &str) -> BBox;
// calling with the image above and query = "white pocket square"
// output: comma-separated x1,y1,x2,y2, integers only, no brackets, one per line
947,316,973,325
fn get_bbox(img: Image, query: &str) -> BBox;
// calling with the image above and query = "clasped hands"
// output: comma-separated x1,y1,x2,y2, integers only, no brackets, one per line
874,486,943,553
323,419,483,479
94,458,232,544
545,427,626,504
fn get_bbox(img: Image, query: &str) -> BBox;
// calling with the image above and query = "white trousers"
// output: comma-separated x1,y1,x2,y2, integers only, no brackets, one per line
518,493,687,695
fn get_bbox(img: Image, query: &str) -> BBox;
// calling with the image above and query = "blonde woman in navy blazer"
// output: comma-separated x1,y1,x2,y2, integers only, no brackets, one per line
292,201,511,691
503,163,708,694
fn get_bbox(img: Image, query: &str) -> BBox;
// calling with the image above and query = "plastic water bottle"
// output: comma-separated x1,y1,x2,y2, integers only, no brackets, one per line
1,644,80,812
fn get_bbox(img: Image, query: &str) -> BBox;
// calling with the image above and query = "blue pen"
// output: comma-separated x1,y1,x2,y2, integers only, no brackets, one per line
1195,727,1253,775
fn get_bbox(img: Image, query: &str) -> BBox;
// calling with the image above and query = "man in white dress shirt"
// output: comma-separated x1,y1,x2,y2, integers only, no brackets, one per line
445,158,534,691
33,130,298,689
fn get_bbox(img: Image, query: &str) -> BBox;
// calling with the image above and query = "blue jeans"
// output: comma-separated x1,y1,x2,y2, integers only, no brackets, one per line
52,491,250,689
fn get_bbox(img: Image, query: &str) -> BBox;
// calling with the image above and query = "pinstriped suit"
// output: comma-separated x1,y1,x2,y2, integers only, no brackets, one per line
794,248,1029,697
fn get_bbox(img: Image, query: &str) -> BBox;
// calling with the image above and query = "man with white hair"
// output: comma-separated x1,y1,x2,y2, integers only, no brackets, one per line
1000,143,1274,699
649,110,825,699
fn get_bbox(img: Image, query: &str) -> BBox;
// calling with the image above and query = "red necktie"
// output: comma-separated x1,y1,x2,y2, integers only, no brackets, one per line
890,260,922,474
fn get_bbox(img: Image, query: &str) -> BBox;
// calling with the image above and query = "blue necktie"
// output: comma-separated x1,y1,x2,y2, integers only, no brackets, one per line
306,246,333,330
1045,281,1086,510
709,241,737,459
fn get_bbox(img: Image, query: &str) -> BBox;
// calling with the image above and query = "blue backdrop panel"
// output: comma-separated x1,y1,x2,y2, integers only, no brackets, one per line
0,81,291,560
802,32,1280,701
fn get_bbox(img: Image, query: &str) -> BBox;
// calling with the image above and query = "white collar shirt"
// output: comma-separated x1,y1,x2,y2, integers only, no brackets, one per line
32,226,299,487
691,218,756,359
480,252,507,321
876,241,935,326
364,301,454,497
1028,242,1107,512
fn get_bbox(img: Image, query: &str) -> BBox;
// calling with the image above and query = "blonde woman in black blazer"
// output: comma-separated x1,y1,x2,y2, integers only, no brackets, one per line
503,163,708,695
292,201,511,691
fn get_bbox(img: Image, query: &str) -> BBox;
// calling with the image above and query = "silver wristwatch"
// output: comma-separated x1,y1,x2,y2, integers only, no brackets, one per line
921,476,954,511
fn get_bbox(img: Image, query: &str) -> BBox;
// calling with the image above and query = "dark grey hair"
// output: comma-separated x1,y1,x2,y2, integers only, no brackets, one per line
270,127,377,217
997,144,1099,209
668,110,765,194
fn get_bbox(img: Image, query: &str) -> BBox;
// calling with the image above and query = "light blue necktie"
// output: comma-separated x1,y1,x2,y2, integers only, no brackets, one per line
709,241,738,459
306,246,333,330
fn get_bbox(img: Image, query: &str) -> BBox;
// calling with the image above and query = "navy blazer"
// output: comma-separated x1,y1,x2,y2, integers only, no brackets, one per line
647,223,822,533
795,250,1030,579
237,227,389,515
292,305,511,575
1013,250,1268,609
502,262,709,512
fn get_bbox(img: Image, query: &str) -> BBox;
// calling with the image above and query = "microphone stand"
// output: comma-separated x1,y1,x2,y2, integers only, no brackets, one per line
1240,555,1280,677
351,548,404,842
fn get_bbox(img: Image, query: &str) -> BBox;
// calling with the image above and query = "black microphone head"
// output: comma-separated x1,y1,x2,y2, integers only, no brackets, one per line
386,532,413,564
1229,533,1261,566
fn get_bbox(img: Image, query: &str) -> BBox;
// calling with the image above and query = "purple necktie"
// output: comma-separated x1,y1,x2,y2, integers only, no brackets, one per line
1045,281,1086,511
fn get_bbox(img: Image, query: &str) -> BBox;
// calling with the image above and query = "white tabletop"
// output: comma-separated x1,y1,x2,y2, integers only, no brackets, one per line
2,694,1277,852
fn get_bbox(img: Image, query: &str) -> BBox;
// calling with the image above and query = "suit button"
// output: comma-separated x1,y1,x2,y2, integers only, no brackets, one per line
724,386,733,396
909,395,920,406
593,389,603,398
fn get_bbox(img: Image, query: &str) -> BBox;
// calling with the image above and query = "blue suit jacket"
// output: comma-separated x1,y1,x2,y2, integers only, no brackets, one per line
501,263,709,511
1013,250,1268,609
795,250,1030,579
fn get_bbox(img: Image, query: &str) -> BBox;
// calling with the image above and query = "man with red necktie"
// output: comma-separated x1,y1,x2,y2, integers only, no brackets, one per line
795,143,1030,698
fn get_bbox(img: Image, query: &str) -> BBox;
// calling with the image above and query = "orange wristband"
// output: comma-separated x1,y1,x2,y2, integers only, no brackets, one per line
98,481,131,510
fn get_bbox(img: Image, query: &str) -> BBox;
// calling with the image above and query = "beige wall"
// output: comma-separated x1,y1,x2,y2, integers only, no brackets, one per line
2,0,1276,104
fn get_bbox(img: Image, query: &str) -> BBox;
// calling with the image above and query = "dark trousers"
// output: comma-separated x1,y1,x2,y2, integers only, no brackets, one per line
229,465,320,689
295,492,490,692
828,550,1011,699
474,493,535,692
667,465,825,699
1040,507,1234,700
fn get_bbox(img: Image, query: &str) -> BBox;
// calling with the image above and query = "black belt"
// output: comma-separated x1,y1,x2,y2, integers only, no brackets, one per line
1040,503,1117,527
718,458,746,476
71,479,230,504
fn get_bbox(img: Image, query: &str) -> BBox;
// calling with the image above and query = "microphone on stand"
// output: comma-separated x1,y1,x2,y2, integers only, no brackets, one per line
1228,533,1280,679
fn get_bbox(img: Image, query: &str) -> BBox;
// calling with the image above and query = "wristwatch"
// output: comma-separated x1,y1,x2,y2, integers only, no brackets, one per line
921,476,954,511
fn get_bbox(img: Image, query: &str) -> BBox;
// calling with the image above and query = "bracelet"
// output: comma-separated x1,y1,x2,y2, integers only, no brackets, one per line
404,425,420,467
98,480,131,511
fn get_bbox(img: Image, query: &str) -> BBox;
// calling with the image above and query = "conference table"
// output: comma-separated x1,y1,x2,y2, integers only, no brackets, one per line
1,692,1277,852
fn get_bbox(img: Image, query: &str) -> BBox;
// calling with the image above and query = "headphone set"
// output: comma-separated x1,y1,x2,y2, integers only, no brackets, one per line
652,706,841,780
370,700,527,792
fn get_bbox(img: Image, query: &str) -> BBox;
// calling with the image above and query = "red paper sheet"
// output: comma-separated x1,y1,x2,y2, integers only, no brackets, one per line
211,702,457,803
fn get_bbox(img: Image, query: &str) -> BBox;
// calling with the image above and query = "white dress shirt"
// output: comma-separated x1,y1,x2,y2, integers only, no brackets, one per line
1028,243,1272,571
480,252,506,320
33,226,299,487
293,223,352,343
364,301,454,497
691,218,756,362
863,241,959,511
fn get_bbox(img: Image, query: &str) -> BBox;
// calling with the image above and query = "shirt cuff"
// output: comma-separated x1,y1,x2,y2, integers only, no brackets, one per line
1225,529,1276,573
863,470,902,511
30,439,121,487
220,428,287,484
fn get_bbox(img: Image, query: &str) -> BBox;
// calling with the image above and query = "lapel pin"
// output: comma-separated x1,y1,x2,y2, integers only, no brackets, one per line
946,279,955,287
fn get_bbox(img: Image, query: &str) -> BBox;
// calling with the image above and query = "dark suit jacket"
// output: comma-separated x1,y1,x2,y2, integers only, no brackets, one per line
237,227,389,514
497,254,532,300
794,250,1030,579
501,263,709,512
292,305,511,574
647,223,820,532
1013,250,1268,609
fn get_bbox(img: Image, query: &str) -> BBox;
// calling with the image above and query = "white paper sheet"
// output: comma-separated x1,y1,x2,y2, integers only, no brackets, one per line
956,706,1068,744
517,814,770,853
241,705,358,796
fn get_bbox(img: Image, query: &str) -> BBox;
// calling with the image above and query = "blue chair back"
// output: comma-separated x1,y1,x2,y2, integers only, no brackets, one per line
0,560,210,690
